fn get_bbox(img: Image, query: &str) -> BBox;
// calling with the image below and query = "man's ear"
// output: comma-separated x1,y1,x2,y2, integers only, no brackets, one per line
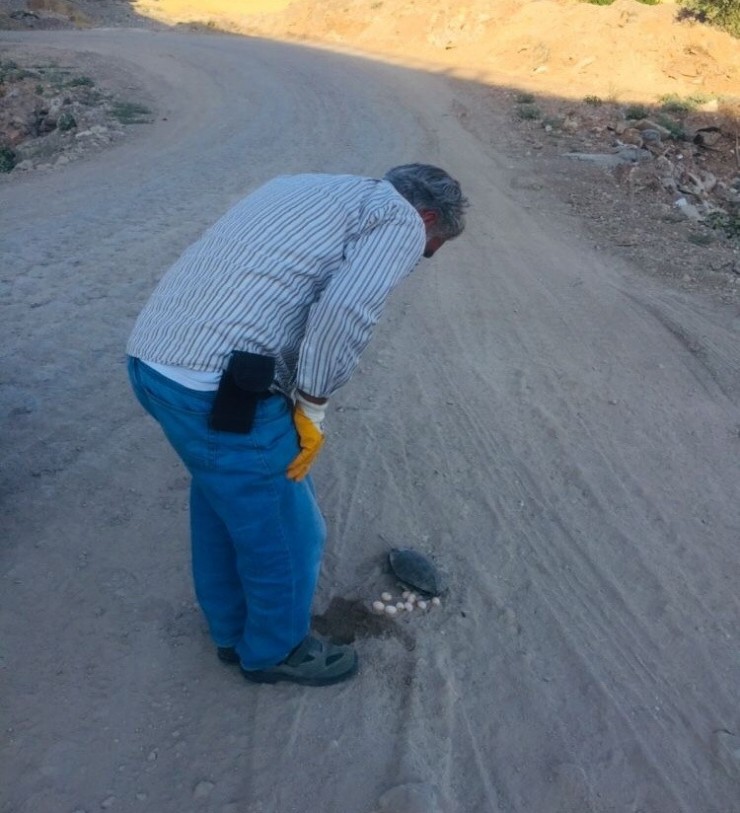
420,210,438,228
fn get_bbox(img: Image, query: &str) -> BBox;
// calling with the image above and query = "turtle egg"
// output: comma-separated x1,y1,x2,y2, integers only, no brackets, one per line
381,592,393,602
372,601,385,614
404,602,414,612
408,593,417,603
431,597,441,607
384,605,398,616
401,590,410,600
396,602,406,610
417,600,428,610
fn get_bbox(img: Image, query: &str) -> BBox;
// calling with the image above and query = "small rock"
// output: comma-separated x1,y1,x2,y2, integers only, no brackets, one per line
101,797,116,810
640,129,662,145
136,793,147,802
562,113,580,133
376,782,443,813
194,780,215,799
147,749,158,761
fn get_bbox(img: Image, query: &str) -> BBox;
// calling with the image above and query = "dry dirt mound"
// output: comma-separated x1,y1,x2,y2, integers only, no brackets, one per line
130,0,740,103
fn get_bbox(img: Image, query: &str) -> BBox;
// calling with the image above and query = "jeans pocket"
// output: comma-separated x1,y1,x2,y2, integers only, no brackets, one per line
128,357,217,470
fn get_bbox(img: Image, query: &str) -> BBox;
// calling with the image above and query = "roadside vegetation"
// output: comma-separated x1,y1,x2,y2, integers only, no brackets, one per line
0,58,152,173
581,0,740,37
512,89,740,243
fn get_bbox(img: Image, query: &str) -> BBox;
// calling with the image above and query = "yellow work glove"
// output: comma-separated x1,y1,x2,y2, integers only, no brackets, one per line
286,394,327,481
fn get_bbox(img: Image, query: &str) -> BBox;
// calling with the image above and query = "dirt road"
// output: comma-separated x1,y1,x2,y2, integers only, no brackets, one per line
2,28,739,813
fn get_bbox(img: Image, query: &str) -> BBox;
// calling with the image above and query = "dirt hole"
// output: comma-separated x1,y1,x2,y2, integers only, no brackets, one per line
313,596,408,647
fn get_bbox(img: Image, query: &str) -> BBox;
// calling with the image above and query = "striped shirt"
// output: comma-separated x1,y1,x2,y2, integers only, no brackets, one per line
126,174,426,398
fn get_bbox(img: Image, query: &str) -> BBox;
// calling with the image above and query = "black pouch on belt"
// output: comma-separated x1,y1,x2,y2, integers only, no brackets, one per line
208,351,275,434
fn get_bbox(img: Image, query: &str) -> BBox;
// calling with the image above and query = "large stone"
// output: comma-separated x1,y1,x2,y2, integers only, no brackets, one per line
633,118,672,138
565,147,650,168
693,128,722,148
619,127,643,146
674,197,702,221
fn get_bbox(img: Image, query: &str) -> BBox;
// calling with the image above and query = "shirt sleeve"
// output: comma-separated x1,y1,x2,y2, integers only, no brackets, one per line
296,203,426,398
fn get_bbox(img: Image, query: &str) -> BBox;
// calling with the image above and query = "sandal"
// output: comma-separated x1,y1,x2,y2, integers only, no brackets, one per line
241,635,358,686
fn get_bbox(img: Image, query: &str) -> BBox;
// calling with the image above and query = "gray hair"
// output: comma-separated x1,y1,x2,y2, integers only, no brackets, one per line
383,163,469,240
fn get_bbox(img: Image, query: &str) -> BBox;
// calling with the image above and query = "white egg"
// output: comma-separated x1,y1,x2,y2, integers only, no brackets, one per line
384,604,398,616
417,600,427,610
431,597,441,607
372,601,385,613
408,593,417,603
396,602,405,610
381,592,392,602
404,602,414,612
401,590,410,600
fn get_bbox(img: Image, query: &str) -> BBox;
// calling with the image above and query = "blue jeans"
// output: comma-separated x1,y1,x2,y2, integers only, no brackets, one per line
127,356,326,670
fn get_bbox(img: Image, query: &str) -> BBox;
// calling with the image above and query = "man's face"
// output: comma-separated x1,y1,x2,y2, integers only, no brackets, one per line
420,210,446,258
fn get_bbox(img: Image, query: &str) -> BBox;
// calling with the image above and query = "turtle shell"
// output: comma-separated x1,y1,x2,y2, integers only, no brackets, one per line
388,548,444,596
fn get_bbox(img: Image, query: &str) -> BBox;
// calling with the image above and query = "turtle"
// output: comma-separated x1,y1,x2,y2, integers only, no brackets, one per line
387,547,445,597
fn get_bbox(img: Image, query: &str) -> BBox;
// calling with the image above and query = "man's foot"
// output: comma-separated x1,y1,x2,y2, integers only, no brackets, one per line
241,636,358,686
217,646,240,664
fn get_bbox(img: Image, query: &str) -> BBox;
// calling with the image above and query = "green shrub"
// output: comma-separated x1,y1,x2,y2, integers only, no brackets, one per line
517,104,541,120
110,101,152,124
584,95,603,106
57,111,76,132
659,94,696,114
542,116,564,129
706,209,740,239
656,114,687,140
0,146,17,173
65,76,94,88
515,92,536,104
678,0,740,36
625,104,649,119
581,0,660,4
